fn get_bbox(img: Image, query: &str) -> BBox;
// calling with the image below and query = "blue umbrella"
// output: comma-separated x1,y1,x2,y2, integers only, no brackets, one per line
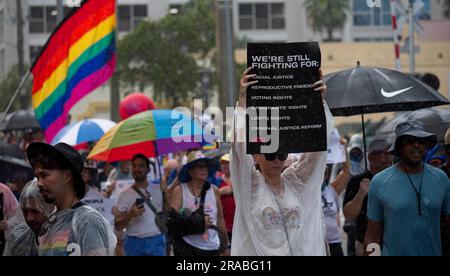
51,119,116,146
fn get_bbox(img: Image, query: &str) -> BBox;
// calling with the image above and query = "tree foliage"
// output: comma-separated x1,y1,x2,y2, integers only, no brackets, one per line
305,0,350,41
118,0,216,106
0,64,32,112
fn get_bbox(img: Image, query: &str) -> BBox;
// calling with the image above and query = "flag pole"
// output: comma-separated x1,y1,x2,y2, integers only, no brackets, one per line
0,70,31,126
390,0,402,71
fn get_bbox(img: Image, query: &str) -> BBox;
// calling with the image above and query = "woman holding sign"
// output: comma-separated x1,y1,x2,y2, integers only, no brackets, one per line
230,67,333,256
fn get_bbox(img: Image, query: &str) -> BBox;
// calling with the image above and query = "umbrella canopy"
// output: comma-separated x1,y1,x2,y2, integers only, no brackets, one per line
203,143,231,160
0,140,30,168
0,110,40,132
88,109,211,162
0,141,25,159
324,63,450,116
51,119,116,146
375,108,450,143
324,62,450,169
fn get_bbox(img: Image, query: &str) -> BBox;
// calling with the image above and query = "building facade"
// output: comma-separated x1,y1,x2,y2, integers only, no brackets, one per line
2,0,446,79
0,0,188,80
0,0,30,79
232,0,445,43
0,0,448,121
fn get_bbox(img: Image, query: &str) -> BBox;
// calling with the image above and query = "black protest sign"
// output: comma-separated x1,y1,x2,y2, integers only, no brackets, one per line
246,42,326,154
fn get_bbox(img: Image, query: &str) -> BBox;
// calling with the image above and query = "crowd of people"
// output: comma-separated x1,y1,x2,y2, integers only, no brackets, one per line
0,68,449,256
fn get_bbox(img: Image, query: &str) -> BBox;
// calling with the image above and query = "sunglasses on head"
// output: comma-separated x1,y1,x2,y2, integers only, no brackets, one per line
264,153,289,161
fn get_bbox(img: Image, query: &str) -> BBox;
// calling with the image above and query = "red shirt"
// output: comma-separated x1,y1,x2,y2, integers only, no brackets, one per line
218,177,235,233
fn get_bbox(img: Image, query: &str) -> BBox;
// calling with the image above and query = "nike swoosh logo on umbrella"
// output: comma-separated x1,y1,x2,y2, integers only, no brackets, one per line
381,86,413,98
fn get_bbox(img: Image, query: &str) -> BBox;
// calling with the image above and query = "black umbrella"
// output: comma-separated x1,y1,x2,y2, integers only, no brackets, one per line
0,110,40,132
324,62,450,169
376,108,450,144
0,140,32,184
0,140,30,167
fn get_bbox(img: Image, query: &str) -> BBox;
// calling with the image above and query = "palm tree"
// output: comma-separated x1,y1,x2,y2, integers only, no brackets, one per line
304,0,350,41
444,0,450,18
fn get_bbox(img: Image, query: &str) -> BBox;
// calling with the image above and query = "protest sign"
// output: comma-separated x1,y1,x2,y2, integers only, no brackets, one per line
246,42,326,154
82,197,115,225
327,128,346,164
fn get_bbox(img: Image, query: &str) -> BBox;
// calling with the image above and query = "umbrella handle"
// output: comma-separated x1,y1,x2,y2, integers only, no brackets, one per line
361,111,368,171
153,142,169,212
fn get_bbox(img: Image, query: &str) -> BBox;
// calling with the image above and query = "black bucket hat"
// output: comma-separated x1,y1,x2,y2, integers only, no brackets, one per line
27,142,85,198
389,120,437,155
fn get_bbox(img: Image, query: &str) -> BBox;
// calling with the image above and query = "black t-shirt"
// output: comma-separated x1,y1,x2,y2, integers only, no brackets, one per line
343,171,373,243
440,165,450,179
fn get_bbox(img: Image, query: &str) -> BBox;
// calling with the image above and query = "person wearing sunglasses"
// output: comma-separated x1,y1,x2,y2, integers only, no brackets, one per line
230,67,333,256
170,151,230,256
364,121,450,256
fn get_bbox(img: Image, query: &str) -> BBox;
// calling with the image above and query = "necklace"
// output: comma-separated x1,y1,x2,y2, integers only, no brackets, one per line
194,197,200,207
401,163,424,216
188,184,201,207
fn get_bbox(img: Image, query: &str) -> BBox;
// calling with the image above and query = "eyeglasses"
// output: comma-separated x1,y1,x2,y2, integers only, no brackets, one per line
264,153,289,161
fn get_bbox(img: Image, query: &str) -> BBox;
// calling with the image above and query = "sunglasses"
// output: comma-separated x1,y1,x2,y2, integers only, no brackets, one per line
402,136,429,147
264,153,289,161
193,162,210,169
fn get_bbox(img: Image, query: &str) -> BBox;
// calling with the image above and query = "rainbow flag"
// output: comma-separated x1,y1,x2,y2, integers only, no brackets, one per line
31,0,116,142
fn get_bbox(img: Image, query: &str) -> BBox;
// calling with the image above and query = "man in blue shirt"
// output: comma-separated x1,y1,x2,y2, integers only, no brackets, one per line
364,121,450,256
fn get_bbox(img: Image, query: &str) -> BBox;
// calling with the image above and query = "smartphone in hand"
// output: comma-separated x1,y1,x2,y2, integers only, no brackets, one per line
135,198,145,208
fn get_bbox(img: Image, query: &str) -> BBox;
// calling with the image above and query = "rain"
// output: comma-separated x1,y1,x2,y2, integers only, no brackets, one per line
0,0,448,260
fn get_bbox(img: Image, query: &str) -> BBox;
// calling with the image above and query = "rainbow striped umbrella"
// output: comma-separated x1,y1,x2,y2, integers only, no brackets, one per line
88,109,211,162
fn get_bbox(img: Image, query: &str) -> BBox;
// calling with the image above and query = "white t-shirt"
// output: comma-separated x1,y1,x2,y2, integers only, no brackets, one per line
180,183,220,251
83,188,105,201
230,102,333,256
321,185,341,244
115,184,163,238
